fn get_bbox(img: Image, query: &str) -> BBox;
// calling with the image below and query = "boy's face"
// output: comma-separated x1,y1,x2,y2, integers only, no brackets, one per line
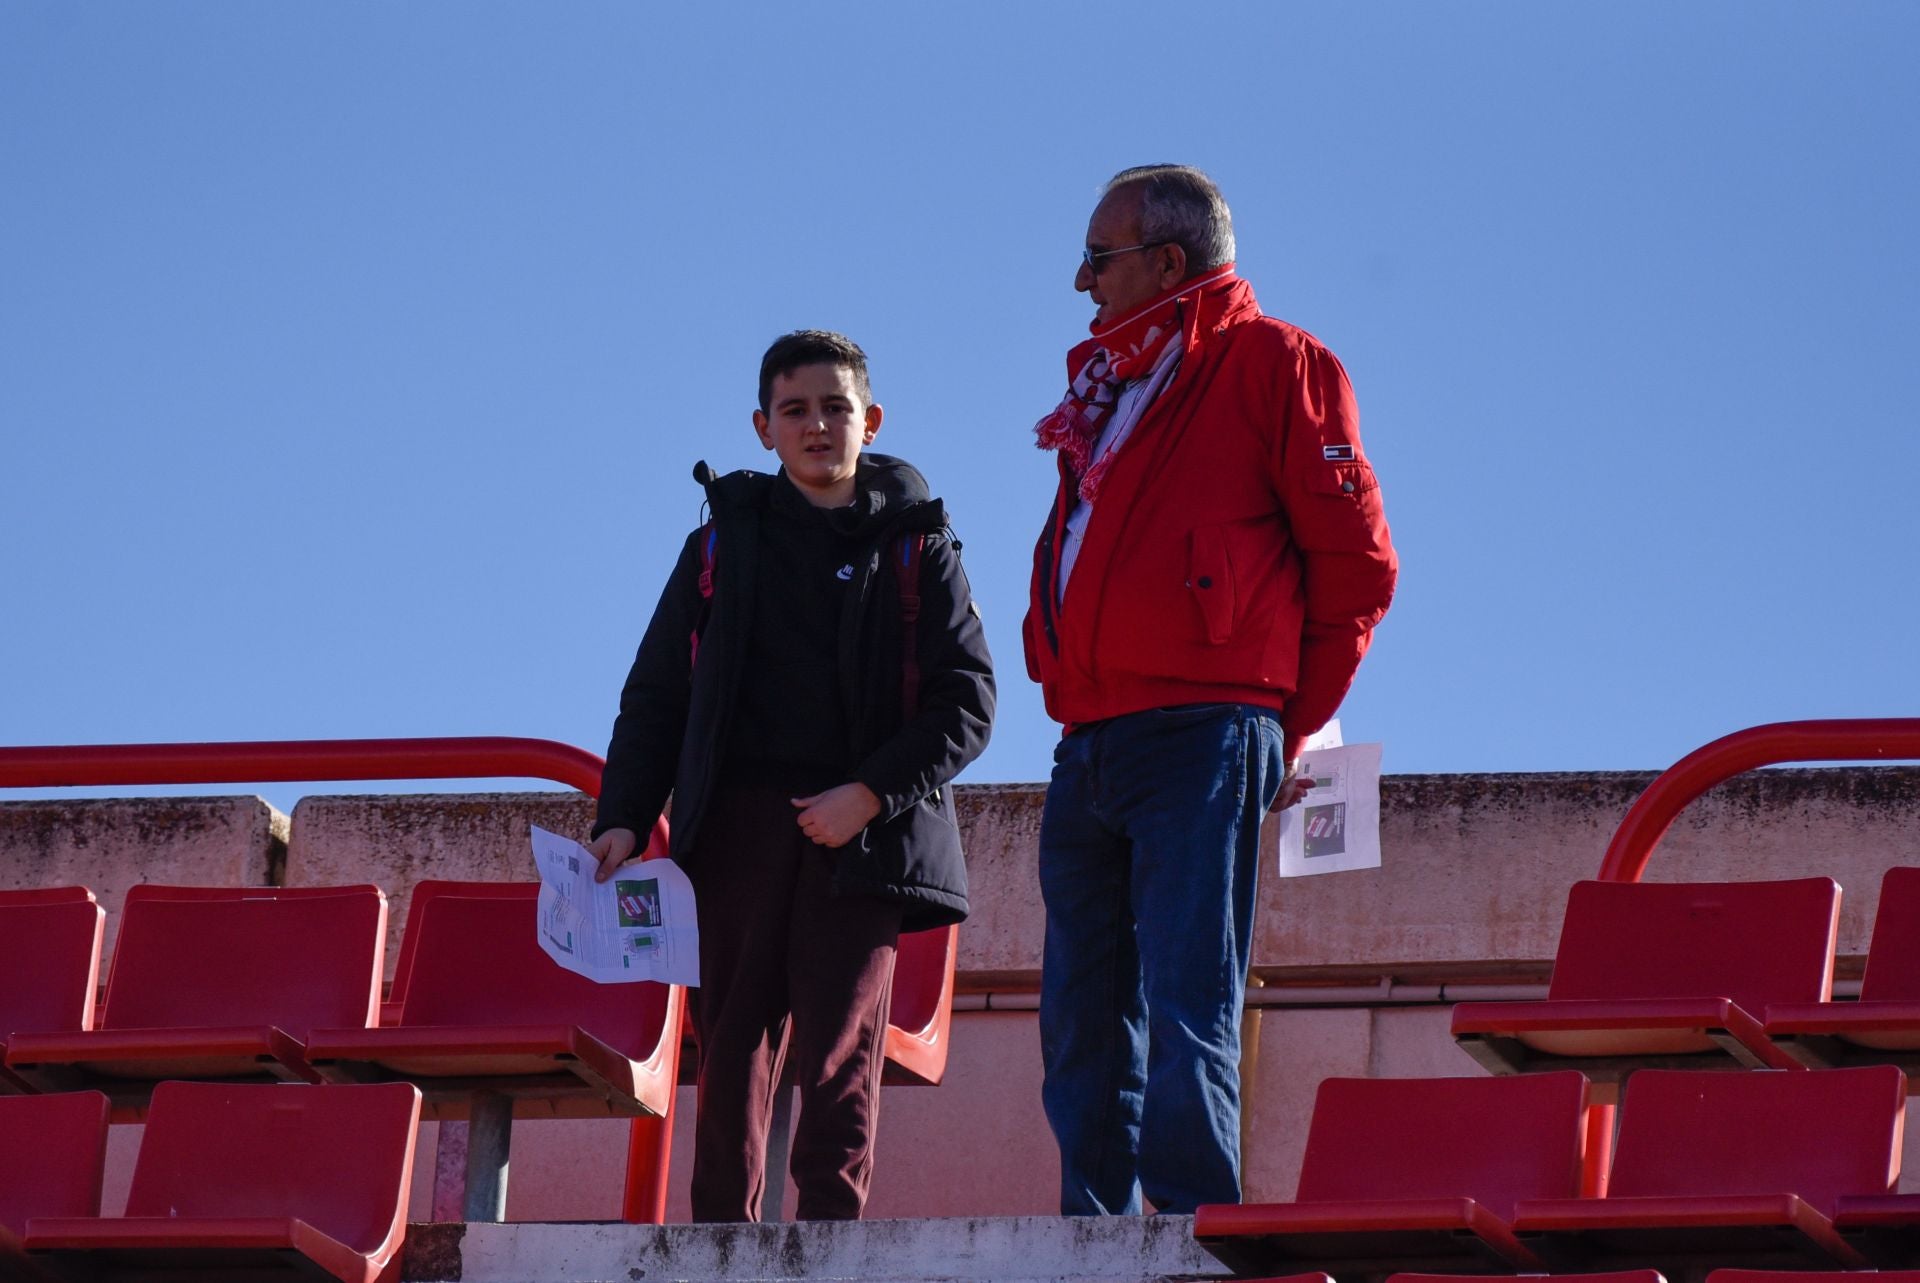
752,362,882,508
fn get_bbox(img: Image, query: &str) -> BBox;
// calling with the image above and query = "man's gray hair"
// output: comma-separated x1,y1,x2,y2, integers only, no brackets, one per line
1103,164,1236,273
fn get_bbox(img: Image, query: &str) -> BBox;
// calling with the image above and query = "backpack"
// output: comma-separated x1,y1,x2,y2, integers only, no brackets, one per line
688,520,927,716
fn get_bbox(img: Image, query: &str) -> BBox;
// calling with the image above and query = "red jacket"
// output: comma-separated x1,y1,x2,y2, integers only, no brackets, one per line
1023,274,1397,762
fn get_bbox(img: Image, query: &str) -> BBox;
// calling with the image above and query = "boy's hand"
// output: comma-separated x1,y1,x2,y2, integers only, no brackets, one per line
587,827,639,882
791,783,882,849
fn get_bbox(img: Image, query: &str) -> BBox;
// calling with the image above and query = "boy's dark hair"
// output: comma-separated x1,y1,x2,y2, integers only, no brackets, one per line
757,330,873,415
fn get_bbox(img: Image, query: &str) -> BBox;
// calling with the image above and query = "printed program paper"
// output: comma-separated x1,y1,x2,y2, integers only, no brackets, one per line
1276,721,1383,878
530,824,700,985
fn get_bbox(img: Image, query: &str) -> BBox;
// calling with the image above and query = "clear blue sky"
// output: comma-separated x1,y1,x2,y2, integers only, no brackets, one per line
5,2,1917,810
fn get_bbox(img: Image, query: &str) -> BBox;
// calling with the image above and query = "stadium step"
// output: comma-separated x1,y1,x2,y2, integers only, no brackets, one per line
402,1214,1234,1283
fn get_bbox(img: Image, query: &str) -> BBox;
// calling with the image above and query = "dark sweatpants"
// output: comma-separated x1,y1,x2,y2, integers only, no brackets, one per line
686,783,902,1222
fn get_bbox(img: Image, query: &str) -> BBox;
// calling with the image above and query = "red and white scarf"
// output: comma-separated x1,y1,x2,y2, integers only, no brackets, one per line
1033,265,1237,502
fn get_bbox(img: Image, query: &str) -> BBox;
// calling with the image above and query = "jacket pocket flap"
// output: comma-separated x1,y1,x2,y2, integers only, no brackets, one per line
1307,460,1379,498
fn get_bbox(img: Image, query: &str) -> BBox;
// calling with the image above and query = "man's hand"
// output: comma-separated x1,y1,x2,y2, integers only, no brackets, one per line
587,826,639,882
1269,760,1310,813
791,783,883,849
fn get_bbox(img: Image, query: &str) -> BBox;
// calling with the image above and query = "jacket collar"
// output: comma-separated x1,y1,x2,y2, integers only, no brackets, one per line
692,454,946,534
1062,269,1262,377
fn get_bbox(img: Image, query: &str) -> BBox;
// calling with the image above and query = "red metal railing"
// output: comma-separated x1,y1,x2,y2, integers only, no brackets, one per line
0,737,608,795
1599,718,1920,882
1574,718,1920,1192
0,736,678,1223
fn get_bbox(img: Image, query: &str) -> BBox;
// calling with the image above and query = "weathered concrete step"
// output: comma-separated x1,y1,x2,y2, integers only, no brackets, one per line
403,1215,1231,1283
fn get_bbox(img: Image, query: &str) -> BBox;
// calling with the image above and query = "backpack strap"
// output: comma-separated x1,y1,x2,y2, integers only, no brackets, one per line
689,520,718,669
892,531,926,715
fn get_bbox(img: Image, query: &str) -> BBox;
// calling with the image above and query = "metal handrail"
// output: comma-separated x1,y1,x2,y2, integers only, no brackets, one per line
1599,718,1920,882
0,735,676,1224
0,736,607,796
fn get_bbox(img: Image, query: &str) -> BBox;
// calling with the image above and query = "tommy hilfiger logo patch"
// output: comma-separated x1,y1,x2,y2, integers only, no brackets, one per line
1323,445,1356,461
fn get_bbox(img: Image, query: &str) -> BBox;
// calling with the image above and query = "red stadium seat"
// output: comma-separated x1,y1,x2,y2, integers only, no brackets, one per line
1768,866,1920,1072
303,881,682,1222
25,1080,420,1283
1831,1194,1920,1267
1452,878,1839,1090
1511,1065,1905,1273
3,885,386,1112
302,881,681,1119
1709,1272,1920,1283
884,924,958,1085
0,888,104,1095
672,922,958,1087
1194,1071,1593,1278
0,1091,110,1238
1390,1273,1664,1283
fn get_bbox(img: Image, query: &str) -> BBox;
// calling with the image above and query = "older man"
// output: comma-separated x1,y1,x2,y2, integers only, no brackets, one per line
1024,165,1397,1215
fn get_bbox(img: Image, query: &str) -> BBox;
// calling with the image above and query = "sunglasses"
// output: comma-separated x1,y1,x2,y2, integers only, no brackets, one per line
1081,242,1164,275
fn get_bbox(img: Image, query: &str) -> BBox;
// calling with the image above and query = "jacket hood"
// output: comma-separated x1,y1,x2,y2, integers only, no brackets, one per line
692,452,944,537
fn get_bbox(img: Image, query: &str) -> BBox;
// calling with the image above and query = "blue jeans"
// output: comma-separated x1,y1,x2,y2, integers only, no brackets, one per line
1038,703,1284,1215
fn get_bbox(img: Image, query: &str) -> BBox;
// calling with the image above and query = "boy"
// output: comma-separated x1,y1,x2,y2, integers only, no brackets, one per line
587,330,994,1221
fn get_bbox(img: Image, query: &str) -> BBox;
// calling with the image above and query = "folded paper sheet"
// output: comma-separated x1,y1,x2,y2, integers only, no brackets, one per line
531,824,700,985
1277,722,1383,878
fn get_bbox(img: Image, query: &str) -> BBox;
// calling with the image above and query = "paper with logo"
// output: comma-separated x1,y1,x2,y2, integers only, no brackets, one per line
530,824,700,986
1276,722,1383,878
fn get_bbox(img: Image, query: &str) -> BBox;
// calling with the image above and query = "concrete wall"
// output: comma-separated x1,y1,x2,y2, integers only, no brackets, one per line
283,792,597,980
6,766,1920,1222
0,796,285,962
963,768,1920,986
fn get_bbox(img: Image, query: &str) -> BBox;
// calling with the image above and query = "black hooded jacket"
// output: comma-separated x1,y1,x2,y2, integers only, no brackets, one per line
594,453,995,930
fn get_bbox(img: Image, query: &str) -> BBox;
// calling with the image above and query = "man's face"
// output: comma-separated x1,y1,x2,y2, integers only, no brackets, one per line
1075,186,1179,328
751,362,881,507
